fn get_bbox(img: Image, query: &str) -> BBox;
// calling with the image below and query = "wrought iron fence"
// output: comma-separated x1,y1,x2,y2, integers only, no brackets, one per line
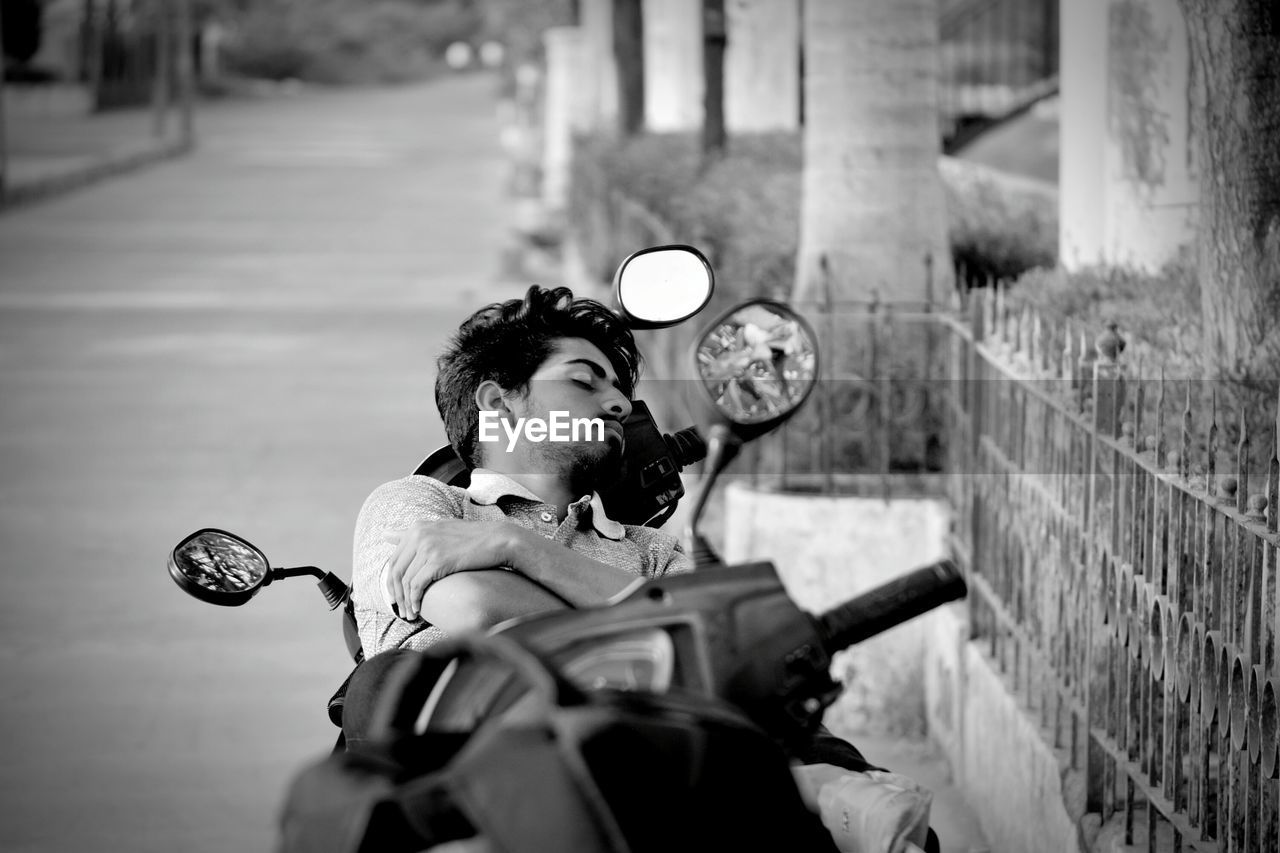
740,291,952,498
945,287,1280,852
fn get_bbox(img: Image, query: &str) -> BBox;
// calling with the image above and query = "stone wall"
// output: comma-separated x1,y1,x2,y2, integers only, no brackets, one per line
1059,0,1199,271
925,606,1092,853
723,484,952,738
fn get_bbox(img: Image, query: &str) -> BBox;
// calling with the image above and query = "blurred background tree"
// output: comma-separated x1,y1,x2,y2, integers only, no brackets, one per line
476,0,574,68
1176,0,1280,379
216,0,484,84
3,0,45,69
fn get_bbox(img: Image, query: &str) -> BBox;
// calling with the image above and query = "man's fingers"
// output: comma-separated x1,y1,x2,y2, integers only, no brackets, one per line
401,552,434,620
406,569,430,617
381,553,402,619
386,541,414,621
380,530,407,619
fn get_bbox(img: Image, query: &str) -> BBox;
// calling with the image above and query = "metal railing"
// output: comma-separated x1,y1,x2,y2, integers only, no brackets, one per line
945,287,1280,852
741,287,952,498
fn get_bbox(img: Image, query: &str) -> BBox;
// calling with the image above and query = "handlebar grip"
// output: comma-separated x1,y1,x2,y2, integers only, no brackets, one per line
814,558,967,655
665,427,707,469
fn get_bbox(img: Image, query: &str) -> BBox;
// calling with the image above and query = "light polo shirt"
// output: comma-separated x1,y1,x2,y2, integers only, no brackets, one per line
351,468,691,656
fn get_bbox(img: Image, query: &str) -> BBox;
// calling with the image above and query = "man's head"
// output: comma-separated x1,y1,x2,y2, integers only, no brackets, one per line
435,286,641,485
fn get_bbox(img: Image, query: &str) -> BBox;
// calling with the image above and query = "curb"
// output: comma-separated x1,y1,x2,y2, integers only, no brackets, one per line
0,137,194,213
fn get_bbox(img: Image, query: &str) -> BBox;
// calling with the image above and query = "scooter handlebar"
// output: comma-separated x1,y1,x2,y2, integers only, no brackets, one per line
814,558,967,655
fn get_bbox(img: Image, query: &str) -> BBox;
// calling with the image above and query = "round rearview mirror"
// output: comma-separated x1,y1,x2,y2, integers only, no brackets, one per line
613,244,714,329
694,299,818,438
168,528,272,607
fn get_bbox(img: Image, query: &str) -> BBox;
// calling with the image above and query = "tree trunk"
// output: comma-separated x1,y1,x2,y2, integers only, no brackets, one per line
642,0,702,132
702,0,727,163
793,0,951,305
613,0,644,136
725,0,800,133
1179,0,1280,376
581,0,619,131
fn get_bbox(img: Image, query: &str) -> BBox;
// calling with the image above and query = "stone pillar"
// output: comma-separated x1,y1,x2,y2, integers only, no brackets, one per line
1059,0,1110,268
643,0,704,132
1100,0,1198,271
725,0,800,132
542,27,586,210
199,22,227,83
1060,0,1199,272
579,0,619,132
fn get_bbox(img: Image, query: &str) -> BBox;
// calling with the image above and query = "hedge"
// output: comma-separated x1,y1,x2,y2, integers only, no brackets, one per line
567,130,1059,304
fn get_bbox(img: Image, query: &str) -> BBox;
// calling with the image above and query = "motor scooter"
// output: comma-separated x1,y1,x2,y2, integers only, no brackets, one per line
166,247,966,852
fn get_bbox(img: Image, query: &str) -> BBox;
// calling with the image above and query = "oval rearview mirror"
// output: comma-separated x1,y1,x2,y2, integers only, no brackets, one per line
693,299,819,440
613,244,714,329
168,528,272,607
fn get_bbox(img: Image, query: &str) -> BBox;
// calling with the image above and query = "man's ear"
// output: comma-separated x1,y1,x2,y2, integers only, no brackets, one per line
474,380,510,416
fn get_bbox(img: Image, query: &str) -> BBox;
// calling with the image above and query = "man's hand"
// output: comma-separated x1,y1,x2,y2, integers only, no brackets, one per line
382,520,516,621
383,519,642,623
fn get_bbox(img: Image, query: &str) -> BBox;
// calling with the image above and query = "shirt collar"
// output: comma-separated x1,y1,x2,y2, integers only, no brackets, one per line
466,468,626,541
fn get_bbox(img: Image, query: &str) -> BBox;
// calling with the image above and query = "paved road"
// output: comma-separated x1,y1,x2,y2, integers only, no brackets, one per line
0,74,522,853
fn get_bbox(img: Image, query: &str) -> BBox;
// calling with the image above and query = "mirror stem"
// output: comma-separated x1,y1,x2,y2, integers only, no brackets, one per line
683,422,742,570
272,565,352,610
271,565,326,583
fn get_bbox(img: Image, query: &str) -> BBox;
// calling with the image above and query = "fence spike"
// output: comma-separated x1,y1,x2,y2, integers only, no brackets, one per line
1021,305,1033,362
1236,403,1250,514
1077,329,1091,414
1133,354,1146,453
1034,311,1047,375
1182,381,1193,482
970,283,984,340
983,282,994,343
1155,366,1167,469
924,252,935,309
1207,386,1218,497
1269,428,1279,535
989,283,998,344
1002,295,1013,353
1097,320,1124,364
1061,319,1073,384
995,280,1006,348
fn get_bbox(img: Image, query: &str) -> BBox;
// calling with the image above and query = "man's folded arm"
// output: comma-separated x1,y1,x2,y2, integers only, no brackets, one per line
418,569,571,636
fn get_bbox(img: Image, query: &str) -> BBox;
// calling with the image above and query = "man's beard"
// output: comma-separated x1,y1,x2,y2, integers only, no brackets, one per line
555,436,624,496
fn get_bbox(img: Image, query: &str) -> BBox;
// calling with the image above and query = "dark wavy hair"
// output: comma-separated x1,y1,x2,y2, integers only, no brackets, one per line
435,285,642,467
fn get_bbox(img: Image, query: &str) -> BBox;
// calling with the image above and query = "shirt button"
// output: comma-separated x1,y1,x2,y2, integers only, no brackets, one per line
540,511,554,523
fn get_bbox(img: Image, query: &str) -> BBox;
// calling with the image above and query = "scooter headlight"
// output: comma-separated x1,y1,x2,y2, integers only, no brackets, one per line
554,628,675,693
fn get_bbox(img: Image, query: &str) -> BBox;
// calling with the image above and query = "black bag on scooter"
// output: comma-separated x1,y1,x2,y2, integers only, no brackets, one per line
279,633,843,853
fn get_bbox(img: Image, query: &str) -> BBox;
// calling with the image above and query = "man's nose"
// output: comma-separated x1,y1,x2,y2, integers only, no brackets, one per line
603,390,632,422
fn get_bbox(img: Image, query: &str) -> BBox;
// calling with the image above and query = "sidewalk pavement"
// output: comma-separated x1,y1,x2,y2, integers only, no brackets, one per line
2,100,189,209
